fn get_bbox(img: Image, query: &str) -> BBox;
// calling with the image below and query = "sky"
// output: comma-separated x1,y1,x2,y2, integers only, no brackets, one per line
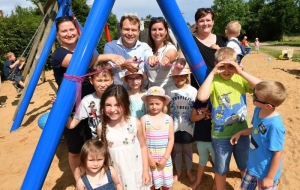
1,0,214,24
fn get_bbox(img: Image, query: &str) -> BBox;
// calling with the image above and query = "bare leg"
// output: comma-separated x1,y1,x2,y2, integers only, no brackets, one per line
187,169,196,183
173,170,182,182
215,173,226,190
190,165,205,190
18,81,25,88
240,170,245,178
69,152,81,181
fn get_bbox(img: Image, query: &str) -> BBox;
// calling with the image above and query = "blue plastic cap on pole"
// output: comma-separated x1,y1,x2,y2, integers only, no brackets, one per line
21,0,115,189
156,0,208,86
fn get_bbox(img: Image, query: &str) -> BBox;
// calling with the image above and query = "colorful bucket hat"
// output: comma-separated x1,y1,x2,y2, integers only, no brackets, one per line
141,86,171,105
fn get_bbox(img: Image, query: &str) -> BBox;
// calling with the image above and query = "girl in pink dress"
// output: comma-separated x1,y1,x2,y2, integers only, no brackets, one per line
140,86,174,190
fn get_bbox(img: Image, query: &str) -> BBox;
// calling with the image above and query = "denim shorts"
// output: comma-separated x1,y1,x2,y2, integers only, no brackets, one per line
241,169,279,190
212,136,249,175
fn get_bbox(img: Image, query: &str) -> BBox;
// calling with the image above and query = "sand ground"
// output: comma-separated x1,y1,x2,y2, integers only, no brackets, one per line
0,50,299,190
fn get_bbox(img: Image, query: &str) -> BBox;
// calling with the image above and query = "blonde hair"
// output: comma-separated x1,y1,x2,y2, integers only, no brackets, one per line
215,47,237,63
90,61,113,79
4,52,14,60
226,21,241,36
145,96,168,114
19,57,26,62
255,81,286,107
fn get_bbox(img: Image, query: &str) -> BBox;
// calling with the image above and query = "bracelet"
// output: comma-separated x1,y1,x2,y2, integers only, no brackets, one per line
162,156,168,160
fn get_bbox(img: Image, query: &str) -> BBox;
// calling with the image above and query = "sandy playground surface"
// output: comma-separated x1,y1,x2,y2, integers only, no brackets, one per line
0,51,300,190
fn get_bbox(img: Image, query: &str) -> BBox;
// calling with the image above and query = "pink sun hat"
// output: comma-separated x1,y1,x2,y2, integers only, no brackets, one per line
170,65,191,76
141,86,171,105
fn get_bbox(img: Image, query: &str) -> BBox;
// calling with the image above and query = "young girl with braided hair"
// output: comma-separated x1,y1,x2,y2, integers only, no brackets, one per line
97,85,151,189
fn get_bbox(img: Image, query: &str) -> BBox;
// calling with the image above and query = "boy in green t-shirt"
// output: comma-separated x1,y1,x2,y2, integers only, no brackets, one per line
197,47,261,190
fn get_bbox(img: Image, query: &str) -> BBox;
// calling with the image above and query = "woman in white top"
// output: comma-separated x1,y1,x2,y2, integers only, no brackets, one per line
147,17,178,89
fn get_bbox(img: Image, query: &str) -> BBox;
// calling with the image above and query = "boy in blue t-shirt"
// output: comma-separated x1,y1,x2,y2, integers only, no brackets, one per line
197,47,261,190
231,81,286,190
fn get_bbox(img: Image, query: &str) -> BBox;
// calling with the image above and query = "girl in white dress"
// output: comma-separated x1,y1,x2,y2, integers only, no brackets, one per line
97,85,151,190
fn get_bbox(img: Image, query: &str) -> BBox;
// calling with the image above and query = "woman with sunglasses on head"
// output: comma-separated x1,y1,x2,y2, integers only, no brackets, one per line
146,17,178,90
52,15,125,182
190,8,227,88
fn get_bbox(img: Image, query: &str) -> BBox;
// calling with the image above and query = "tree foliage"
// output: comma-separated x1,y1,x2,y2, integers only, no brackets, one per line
0,6,42,75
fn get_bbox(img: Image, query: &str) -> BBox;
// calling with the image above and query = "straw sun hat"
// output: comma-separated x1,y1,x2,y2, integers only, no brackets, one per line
141,86,171,105
170,66,191,76
121,70,147,82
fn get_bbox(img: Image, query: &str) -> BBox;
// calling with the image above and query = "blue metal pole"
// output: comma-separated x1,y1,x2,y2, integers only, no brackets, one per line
10,0,70,132
21,0,115,189
156,0,208,85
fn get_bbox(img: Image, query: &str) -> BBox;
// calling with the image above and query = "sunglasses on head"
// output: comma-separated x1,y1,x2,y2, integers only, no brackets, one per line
197,8,213,13
252,88,275,107
55,15,74,24
150,17,165,22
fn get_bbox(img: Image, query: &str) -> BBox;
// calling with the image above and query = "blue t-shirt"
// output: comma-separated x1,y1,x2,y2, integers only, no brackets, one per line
3,60,12,78
248,107,285,180
104,38,153,88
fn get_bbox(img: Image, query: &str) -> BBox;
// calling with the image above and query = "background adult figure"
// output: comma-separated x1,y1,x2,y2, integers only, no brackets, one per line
191,8,227,88
51,15,124,181
104,15,153,89
241,36,252,54
147,17,178,89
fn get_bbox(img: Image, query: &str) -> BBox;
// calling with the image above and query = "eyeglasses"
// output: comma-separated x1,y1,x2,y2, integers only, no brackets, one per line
252,89,275,107
197,8,213,13
150,17,165,22
55,15,74,25
127,76,142,82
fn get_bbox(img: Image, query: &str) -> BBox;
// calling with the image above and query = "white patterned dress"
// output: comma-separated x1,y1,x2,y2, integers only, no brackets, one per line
106,116,151,190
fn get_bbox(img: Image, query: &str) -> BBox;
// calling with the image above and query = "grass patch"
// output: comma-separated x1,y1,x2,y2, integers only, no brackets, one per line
265,41,300,47
256,46,300,62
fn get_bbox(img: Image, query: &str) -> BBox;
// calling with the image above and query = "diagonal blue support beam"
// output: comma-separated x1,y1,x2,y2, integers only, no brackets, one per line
10,0,70,132
21,0,115,189
157,0,208,86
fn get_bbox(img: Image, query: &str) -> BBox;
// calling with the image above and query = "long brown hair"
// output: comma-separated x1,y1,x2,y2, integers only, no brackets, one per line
147,17,174,53
79,139,110,175
100,85,131,145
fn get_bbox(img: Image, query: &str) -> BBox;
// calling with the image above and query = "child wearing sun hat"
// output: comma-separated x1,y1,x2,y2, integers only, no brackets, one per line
165,66,198,183
121,70,147,119
140,86,175,190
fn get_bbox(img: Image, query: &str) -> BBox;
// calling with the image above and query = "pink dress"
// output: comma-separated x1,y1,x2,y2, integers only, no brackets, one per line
145,114,174,189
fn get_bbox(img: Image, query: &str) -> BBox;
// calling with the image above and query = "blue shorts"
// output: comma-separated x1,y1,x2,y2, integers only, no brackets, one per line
212,136,249,175
241,169,279,190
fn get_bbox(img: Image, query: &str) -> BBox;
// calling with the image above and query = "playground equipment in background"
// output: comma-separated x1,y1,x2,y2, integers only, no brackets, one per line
12,0,208,189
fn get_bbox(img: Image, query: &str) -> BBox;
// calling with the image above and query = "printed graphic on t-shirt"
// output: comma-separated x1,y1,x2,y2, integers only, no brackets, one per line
213,93,247,132
87,101,100,138
169,92,194,127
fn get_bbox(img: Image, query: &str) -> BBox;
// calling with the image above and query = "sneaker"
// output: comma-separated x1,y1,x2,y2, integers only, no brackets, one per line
17,88,22,93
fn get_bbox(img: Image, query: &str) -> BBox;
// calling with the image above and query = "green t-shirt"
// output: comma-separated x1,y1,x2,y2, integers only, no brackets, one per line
210,74,252,139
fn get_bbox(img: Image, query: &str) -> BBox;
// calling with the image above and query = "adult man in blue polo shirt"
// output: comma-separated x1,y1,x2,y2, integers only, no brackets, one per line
104,15,153,88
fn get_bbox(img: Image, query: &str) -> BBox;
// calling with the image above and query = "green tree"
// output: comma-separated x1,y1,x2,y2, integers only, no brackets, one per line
0,6,42,75
257,0,298,41
212,0,249,39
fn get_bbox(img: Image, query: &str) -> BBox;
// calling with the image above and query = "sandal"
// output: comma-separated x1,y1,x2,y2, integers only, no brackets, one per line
0,104,6,108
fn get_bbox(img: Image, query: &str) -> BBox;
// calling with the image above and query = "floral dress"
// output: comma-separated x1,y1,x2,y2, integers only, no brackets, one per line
106,116,150,190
